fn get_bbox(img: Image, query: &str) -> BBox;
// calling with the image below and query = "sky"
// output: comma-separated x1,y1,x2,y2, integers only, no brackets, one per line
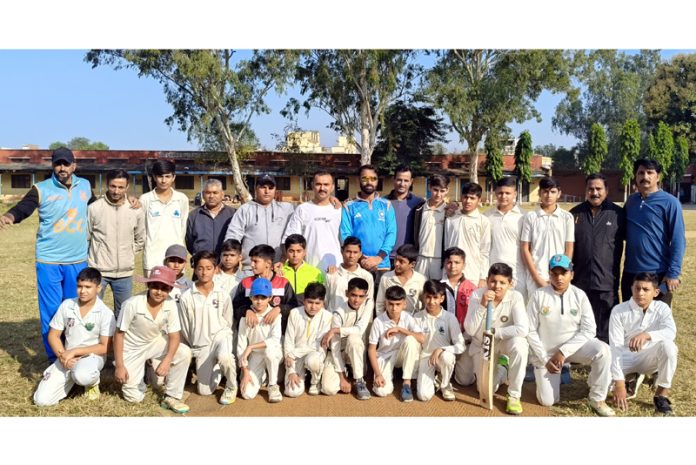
0,49,692,153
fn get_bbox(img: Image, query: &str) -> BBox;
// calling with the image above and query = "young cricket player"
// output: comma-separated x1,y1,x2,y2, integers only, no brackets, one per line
281,234,325,304
413,174,449,280
368,285,425,402
414,280,465,402
609,272,678,416
375,244,426,316
444,182,491,288
114,266,193,414
163,244,193,303
324,236,374,313
320,277,371,399
33,267,116,406
237,277,283,403
526,254,615,416
213,238,246,297
178,251,238,405
283,283,332,397
464,263,529,415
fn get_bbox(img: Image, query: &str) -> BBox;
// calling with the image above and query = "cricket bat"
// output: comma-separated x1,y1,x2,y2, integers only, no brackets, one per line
479,300,495,410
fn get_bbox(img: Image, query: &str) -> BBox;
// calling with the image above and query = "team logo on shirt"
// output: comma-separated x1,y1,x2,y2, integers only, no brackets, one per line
541,307,550,316
500,316,509,323
67,318,75,328
272,296,281,306
42,371,51,381
570,309,578,316
84,322,95,331
80,191,88,202
438,325,445,335
173,210,181,218
212,298,219,309
378,210,385,221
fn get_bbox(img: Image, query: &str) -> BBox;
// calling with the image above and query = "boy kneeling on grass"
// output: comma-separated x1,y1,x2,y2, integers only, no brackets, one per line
114,265,193,414
34,267,116,407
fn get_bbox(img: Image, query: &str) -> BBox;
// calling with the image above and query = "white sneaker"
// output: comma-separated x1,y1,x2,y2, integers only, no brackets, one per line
589,399,616,417
308,383,320,396
441,384,455,401
268,384,283,403
219,385,237,405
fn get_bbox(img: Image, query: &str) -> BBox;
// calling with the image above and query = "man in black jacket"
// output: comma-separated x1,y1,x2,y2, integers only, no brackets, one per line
186,178,236,258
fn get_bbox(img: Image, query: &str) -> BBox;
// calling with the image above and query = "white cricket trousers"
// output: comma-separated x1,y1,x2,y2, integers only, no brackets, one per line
534,338,611,406
284,350,326,397
454,349,475,386
417,350,456,401
34,354,105,407
321,333,366,395
471,336,528,399
373,335,420,397
191,328,237,396
240,346,282,400
415,256,442,280
121,336,192,402
618,340,678,389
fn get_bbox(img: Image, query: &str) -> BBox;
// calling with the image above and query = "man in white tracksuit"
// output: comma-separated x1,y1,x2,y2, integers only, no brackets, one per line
526,254,615,417
283,283,332,397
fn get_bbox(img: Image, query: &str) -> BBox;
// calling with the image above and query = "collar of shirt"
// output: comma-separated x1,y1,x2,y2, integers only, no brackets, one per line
424,201,446,212
462,208,482,218
535,205,562,217
488,204,522,217
628,297,654,314
353,193,382,203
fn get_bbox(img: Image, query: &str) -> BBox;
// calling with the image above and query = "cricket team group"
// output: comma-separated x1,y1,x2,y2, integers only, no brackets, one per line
0,147,685,416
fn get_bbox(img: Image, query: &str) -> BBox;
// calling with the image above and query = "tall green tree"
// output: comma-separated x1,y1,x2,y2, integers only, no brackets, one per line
372,101,447,175
49,137,109,150
426,49,572,183
286,50,420,166
670,135,689,195
644,53,696,160
484,130,504,204
618,119,641,201
653,121,675,175
85,49,297,201
553,50,660,168
581,123,608,175
514,131,533,202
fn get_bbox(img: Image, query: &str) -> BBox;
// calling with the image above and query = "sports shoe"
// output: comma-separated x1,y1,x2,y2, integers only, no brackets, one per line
506,396,523,415
625,373,645,400
401,384,414,403
494,355,509,393
441,384,455,401
589,399,615,417
654,396,674,416
219,385,237,405
355,379,371,400
161,395,190,414
308,383,320,396
561,363,571,384
268,384,283,403
84,384,100,401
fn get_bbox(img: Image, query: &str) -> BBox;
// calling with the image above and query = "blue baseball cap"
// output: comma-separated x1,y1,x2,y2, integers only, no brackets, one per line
250,277,273,297
549,254,573,271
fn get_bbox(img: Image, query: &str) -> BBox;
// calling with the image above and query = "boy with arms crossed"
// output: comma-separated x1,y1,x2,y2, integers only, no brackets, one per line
321,277,371,399
368,285,425,402
413,174,449,280
34,267,115,406
284,283,332,397
178,251,238,405
324,236,374,314
414,280,465,402
610,272,678,416
375,244,426,316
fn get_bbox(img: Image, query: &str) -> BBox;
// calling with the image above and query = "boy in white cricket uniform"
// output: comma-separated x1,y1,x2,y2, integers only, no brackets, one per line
213,238,247,298
526,255,615,417
139,159,189,275
609,272,678,416
376,244,426,316
114,266,193,414
283,283,332,397
444,182,490,288
178,251,238,405
368,285,425,402
237,277,284,402
464,263,529,415
414,280,465,402
320,277,372,399
413,174,449,280
324,236,374,313
34,268,116,406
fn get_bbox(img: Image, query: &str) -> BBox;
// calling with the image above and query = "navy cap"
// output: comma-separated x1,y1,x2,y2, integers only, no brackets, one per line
257,174,276,187
52,147,75,165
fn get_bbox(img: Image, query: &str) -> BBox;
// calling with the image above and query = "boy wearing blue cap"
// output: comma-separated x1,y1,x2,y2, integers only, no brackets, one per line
237,277,284,403
526,254,615,416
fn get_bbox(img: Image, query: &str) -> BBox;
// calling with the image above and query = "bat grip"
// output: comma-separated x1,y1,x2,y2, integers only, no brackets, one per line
485,300,494,331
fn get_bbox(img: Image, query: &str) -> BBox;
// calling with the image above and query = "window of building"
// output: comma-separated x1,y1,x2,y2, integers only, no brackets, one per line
176,175,195,190
11,174,31,189
275,176,291,191
207,175,227,190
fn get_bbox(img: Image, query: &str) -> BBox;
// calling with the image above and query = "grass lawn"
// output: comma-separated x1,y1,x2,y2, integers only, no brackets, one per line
0,202,693,417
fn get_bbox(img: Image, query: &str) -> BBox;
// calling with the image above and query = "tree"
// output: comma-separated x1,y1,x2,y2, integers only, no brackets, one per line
653,121,674,176
534,143,558,157
371,101,447,175
49,137,109,150
553,50,660,168
671,135,689,196
644,53,696,159
581,123,608,175
619,119,641,201
286,50,420,165
85,50,297,202
427,49,572,183
484,130,504,204
514,131,533,202
550,146,579,170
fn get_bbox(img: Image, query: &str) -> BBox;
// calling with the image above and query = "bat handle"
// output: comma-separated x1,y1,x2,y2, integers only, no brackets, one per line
486,300,494,330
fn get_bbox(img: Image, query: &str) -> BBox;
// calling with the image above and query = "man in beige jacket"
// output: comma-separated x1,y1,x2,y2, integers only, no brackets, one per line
88,169,145,316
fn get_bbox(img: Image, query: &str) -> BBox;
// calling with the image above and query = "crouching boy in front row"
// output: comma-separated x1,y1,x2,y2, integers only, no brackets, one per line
368,285,425,402
284,283,332,397
34,267,116,406
114,266,193,414
610,272,678,416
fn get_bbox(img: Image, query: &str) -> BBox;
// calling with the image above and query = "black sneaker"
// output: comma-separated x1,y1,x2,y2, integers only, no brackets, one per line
654,396,674,416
